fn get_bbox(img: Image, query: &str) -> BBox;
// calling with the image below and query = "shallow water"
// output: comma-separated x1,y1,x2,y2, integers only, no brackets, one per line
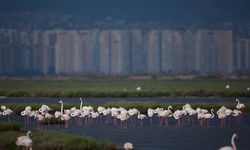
2,113,250,150
0,97,249,105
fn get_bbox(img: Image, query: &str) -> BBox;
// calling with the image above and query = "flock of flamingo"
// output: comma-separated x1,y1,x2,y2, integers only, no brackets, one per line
2,85,246,150
0,97,246,150
0,98,246,129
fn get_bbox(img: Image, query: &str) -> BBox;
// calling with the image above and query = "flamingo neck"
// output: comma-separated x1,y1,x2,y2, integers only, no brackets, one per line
27,131,31,138
80,99,82,110
231,135,237,150
211,109,214,118
236,99,240,104
168,106,172,112
60,102,64,114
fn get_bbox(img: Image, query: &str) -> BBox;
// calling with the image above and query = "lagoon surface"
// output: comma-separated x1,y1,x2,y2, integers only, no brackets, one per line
1,97,250,150
0,97,249,104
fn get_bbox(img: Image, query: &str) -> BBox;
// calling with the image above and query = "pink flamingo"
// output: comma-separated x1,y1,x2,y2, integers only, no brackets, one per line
16,130,32,150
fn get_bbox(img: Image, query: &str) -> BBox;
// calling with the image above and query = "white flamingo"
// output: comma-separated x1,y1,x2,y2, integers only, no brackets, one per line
16,130,32,150
137,111,147,127
118,114,129,127
232,109,242,125
147,108,154,125
173,109,186,126
111,107,119,125
71,98,84,127
2,107,14,121
103,108,111,125
218,133,237,150
185,107,197,125
97,106,105,124
54,110,62,125
59,100,71,128
217,107,227,127
39,104,52,115
44,112,53,125
136,86,141,91
91,112,99,120
235,99,245,110
202,109,214,126
33,111,44,129
158,106,173,126
21,106,32,126
124,142,133,150
128,108,138,126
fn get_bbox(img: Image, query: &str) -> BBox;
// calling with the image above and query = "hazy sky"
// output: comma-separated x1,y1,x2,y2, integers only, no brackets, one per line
1,0,250,23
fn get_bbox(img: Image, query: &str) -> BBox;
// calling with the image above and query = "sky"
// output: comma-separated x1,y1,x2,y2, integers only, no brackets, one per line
0,0,250,23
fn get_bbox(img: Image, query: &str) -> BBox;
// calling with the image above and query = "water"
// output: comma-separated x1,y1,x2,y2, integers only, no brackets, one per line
2,113,250,150
0,97,249,105
1,97,250,150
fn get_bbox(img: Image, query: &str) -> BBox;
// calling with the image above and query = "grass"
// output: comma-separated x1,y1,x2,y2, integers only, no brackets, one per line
0,121,22,131
0,78,250,97
0,122,116,150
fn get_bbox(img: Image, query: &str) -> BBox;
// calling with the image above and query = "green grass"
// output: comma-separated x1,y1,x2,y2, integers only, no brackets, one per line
0,78,250,97
0,121,22,131
0,122,116,150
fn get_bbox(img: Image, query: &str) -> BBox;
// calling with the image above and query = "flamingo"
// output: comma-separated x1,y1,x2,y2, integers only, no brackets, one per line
136,86,141,91
39,104,52,115
71,98,84,127
123,142,133,150
33,111,44,129
90,111,99,124
173,109,186,126
110,107,119,125
16,130,32,150
81,106,94,125
137,111,147,127
118,114,129,127
128,108,138,126
185,107,197,125
103,108,111,125
54,110,62,125
232,109,242,125
147,108,154,125
44,112,53,125
217,107,227,127
58,100,71,128
202,109,214,126
235,99,245,110
21,106,32,126
218,133,237,150
2,107,14,121
97,106,105,124
173,106,188,125
158,106,173,126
